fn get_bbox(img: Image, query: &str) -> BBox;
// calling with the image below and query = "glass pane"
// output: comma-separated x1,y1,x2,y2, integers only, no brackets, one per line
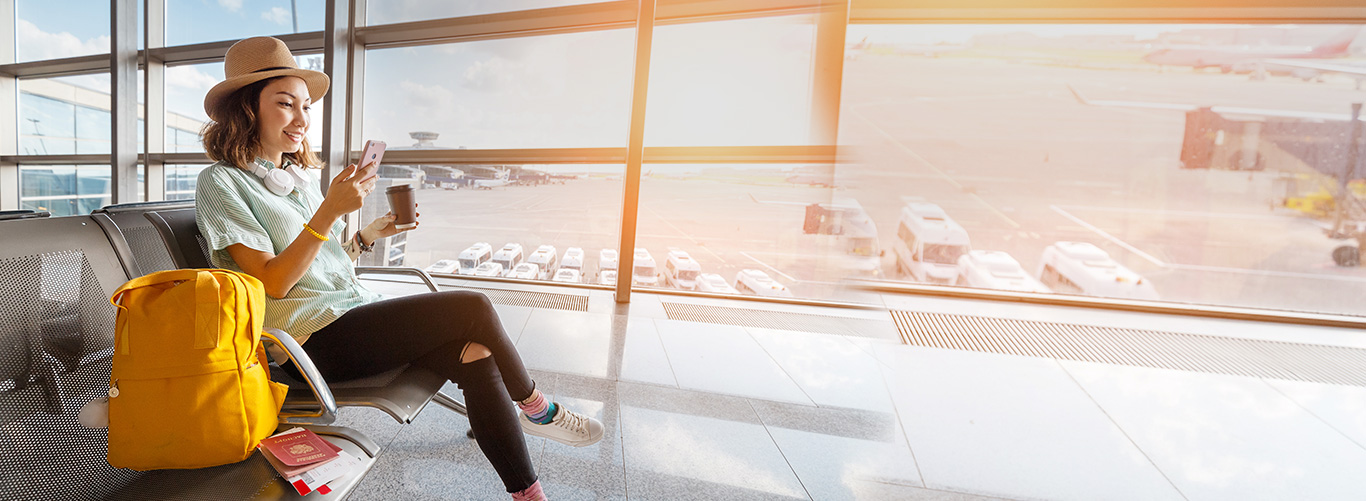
366,0,605,26
362,30,633,149
644,15,816,147
165,56,323,154
166,164,210,201
365,161,624,283
633,163,875,301
166,0,324,46
20,165,111,216
19,75,112,155
15,0,110,62
840,23,1366,316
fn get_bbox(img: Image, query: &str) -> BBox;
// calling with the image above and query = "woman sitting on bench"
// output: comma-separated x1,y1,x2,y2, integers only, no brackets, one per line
194,36,602,501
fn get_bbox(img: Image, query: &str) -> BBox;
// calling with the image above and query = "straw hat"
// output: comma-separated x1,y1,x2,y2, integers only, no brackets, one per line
203,36,329,122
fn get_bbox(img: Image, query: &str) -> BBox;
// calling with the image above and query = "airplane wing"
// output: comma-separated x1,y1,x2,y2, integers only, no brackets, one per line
1066,84,1364,122
1263,58,1366,77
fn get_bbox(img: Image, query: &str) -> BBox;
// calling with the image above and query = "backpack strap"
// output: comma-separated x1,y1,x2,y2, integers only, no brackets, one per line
110,269,224,354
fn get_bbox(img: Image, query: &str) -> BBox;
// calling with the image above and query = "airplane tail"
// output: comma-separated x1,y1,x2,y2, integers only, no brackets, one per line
1311,26,1361,56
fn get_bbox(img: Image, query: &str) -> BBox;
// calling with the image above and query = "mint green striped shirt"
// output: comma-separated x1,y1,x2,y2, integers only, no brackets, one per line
195,159,383,343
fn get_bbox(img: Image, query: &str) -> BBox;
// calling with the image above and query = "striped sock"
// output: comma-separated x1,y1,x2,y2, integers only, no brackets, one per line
518,390,557,424
511,480,546,501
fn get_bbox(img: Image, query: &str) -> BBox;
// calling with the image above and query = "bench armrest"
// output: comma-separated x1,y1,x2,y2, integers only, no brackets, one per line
261,328,338,425
354,266,440,292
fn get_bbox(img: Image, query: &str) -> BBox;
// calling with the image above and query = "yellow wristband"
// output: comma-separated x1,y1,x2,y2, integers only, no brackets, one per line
302,223,329,242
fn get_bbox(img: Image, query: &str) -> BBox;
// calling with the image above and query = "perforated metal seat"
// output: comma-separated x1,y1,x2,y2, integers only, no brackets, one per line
0,214,377,500
93,200,196,276
144,207,468,424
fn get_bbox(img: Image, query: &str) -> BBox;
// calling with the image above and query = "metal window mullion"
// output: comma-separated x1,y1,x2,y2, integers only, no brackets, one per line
322,0,353,191
150,31,326,68
0,1,15,209
614,0,657,304
143,0,166,202
110,0,138,204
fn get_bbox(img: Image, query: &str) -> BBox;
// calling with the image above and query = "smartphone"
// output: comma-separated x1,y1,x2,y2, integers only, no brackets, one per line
356,140,386,182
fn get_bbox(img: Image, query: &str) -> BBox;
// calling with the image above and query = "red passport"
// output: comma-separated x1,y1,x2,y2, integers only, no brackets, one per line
258,429,338,467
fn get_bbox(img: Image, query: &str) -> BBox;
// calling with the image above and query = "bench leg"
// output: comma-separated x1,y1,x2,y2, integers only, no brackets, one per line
430,391,468,416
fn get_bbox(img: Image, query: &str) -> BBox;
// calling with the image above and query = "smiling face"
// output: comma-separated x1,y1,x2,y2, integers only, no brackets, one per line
255,76,311,166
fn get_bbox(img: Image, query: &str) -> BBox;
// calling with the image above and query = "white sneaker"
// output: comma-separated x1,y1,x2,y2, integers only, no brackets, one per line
520,404,604,447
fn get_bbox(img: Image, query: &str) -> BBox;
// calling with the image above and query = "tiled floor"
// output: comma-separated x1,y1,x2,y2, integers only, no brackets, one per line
343,279,1366,500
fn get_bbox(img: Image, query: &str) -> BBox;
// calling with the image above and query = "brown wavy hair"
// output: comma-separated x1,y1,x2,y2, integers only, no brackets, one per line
201,76,322,170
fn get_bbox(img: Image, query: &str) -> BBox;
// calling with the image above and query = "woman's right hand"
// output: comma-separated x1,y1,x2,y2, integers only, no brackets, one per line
320,162,378,219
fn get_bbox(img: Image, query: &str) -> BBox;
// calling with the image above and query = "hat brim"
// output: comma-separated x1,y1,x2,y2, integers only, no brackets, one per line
203,68,329,122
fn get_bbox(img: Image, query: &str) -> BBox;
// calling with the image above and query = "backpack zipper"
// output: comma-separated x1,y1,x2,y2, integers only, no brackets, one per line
108,380,120,398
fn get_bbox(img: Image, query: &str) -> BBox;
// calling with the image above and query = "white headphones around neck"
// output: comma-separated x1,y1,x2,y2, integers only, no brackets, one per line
249,161,309,196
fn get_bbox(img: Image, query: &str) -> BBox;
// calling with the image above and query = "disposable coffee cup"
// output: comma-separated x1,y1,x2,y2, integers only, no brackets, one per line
385,184,418,230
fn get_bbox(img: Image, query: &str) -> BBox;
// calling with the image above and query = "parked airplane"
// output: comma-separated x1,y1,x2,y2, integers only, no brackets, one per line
1142,27,1361,73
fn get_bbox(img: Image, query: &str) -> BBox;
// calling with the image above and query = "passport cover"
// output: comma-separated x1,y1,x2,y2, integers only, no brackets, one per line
258,428,338,467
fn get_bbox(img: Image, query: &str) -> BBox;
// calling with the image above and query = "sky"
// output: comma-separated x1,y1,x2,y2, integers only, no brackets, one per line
14,2,1359,152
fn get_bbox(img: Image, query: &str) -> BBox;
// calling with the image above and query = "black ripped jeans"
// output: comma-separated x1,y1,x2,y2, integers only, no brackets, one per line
285,290,537,493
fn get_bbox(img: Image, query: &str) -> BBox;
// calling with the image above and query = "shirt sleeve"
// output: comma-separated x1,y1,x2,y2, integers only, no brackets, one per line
195,166,274,258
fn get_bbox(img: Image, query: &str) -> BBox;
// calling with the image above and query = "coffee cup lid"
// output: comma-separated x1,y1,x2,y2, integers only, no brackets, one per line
385,184,412,193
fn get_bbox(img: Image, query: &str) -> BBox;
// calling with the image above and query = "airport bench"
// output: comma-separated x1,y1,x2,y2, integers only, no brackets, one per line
0,212,376,500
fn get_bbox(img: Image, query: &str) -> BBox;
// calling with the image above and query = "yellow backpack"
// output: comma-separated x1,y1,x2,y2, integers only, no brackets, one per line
106,269,289,470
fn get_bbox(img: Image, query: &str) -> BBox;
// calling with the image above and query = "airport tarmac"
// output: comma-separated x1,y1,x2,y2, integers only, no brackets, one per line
396,54,1366,317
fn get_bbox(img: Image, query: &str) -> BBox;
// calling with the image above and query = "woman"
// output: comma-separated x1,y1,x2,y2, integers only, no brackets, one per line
195,36,601,501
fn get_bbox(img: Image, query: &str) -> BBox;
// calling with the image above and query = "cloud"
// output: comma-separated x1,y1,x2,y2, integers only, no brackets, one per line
461,57,525,91
218,0,243,11
262,7,290,25
166,65,220,91
15,19,109,61
399,81,455,109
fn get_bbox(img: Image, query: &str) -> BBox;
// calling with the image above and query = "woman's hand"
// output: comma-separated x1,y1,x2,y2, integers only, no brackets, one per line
359,206,419,245
318,162,378,220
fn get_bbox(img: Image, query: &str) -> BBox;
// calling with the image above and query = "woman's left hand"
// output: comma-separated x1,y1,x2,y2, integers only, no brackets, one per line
359,206,419,244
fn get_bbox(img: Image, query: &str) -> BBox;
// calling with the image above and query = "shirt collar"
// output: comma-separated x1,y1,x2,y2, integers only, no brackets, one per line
252,157,295,171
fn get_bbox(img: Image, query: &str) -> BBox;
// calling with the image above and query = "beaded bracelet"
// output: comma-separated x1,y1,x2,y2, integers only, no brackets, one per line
302,223,329,242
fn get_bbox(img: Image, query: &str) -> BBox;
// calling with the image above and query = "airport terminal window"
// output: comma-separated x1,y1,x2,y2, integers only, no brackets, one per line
19,75,116,155
840,23,1366,315
165,0,323,46
362,31,633,149
365,0,607,26
360,162,625,282
633,163,867,300
644,15,816,147
166,165,209,201
19,165,112,216
15,0,110,62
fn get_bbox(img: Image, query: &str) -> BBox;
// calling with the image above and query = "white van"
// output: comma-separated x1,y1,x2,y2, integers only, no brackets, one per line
663,250,702,290
892,202,971,285
599,249,619,280
632,249,658,286
1037,241,1159,300
598,269,618,286
560,247,585,274
506,262,540,280
734,269,793,298
472,262,504,277
457,242,493,275
527,245,558,280
957,250,1051,293
696,273,738,294
492,243,524,272
552,268,582,283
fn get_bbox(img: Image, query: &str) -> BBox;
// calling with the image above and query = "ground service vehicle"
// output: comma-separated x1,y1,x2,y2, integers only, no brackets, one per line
457,242,493,275
664,250,702,290
632,249,659,286
1037,241,1159,300
696,273,738,294
599,249,619,280
552,268,582,283
598,269,618,286
506,262,539,280
734,269,793,298
560,247,585,275
492,243,524,272
892,202,971,285
472,262,504,277
425,259,458,274
527,245,558,280
957,250,1051,293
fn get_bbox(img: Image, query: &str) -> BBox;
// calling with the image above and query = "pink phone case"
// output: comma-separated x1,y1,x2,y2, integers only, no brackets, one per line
357,140,386,182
